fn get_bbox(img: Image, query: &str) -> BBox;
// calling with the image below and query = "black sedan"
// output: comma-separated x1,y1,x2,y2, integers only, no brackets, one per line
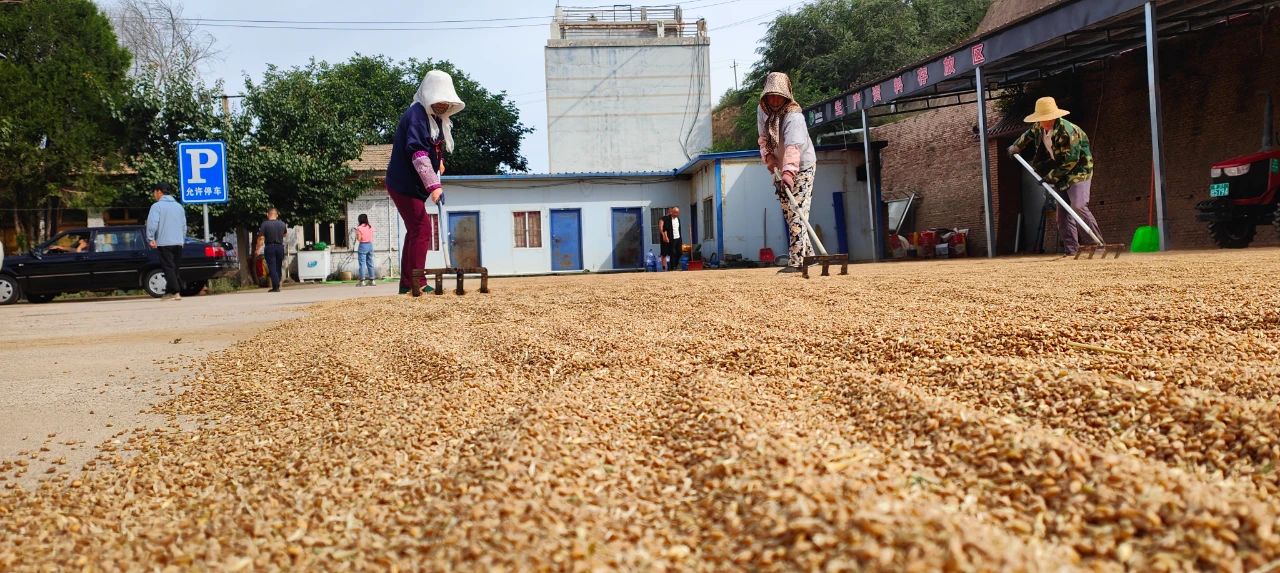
0,226,238,304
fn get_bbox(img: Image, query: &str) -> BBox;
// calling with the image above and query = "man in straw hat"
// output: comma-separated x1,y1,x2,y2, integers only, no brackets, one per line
1008,96,1104,256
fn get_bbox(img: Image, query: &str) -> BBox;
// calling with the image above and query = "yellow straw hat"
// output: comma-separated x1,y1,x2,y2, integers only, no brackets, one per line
1023,96,1070,122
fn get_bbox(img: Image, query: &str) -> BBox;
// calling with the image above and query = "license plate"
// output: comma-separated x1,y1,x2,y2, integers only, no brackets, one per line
1210,183,1230,197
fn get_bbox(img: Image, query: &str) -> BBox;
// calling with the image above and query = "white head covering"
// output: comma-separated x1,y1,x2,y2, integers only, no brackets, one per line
412,70,466,153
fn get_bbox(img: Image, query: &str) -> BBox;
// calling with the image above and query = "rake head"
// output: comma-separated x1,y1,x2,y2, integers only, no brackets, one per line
800,254,850,278
411,267,490,296
1073,243,1126,260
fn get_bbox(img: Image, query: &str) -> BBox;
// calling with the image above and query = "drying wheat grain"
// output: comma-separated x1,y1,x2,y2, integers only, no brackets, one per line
1,249,1278,571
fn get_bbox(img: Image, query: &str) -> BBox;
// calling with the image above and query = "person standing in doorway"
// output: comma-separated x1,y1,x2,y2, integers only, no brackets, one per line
756,72,816,274
1008,96,1102,256
145,182,187,300
257,208,288,293
659,207,682,271
354,214,376,286
385,69,465,295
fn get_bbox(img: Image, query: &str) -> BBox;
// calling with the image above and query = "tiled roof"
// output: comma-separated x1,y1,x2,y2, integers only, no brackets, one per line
350,144,392,172
976,0,1064,35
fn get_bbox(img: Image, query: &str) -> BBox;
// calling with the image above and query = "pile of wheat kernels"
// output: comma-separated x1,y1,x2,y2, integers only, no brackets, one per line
2,249,1279,571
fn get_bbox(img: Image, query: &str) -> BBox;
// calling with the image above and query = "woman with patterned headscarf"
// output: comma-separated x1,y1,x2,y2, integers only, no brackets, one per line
385,70,465,294
757,72,816,273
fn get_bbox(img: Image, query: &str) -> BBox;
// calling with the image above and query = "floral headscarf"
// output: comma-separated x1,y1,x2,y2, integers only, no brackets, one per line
759,72,803,157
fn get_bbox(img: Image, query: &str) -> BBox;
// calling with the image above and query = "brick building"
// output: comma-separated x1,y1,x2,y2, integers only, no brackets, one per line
808,0,1280,255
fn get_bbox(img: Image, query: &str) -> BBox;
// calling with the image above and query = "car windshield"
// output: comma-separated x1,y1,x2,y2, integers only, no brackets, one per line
95,229,145,253
42,232,91,255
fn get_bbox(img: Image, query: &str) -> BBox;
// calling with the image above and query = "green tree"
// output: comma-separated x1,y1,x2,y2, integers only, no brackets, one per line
224,64,367,232
117,71,230,212
0,0,131,247
311,55,532,174
716,0,990,149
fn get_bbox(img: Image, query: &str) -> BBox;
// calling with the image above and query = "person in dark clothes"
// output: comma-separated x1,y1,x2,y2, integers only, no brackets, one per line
257,208,288,292
659,206,682,271
145,182,187,300
385,70,465,295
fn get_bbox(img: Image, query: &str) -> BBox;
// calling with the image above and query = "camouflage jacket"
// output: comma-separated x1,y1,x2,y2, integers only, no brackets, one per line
1012,118,1093,191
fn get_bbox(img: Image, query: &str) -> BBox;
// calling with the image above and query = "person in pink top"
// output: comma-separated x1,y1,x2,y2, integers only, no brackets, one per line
354,214,377,286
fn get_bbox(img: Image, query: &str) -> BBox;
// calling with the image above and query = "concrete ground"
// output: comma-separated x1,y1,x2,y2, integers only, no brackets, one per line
0,280,401,487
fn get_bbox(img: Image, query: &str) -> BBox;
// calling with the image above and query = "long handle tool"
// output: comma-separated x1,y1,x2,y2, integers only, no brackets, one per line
1013,154,1124,259
773,171,848,278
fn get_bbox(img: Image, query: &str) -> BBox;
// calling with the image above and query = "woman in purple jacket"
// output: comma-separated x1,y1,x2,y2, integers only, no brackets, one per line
385,70,465,294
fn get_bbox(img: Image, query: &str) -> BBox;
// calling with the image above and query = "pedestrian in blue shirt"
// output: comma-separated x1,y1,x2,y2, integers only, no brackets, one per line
145,183,187,300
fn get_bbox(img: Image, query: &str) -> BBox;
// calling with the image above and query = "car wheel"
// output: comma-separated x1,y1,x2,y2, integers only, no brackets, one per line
180,280,207,297
143,269,167,298
0,275,20,306
26,293,56,304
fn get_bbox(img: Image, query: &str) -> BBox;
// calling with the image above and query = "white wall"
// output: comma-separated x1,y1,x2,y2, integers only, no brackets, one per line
338,149,873,278
545,40,712,173
712,150,874,263
341,178,691,277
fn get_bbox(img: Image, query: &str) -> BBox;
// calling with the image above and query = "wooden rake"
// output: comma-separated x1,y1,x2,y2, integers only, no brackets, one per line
411,195,490,296
1014,154,1125,259
774,172,849,278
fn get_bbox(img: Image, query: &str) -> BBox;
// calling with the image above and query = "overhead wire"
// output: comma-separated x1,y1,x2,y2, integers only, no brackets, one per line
150,0,756,32
710,0,808,30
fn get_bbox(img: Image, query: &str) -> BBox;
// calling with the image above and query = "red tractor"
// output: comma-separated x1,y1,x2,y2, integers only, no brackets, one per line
1196,95,1280,248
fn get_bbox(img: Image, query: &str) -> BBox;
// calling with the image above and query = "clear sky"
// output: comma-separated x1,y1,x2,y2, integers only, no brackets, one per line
98,0,809,173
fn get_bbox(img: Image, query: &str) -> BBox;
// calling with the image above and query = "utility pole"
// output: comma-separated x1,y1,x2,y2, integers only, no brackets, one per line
731,60,739,91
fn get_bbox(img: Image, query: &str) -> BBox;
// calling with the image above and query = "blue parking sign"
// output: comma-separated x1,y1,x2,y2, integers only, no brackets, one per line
177,141,228,204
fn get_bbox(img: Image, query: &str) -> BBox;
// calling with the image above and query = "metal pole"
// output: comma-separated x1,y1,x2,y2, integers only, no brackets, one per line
860,108,879,261
976,66,996,258
202,204,211,242
1145,1,1169,250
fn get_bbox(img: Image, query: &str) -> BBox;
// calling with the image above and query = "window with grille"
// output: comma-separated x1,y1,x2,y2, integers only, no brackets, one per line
513,211,542,248
702,197,714,243
650,207,675,244
303,220,348,248
427,213,440,251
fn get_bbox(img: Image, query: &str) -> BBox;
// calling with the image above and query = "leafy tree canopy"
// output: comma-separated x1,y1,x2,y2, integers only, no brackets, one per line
310,55,532,174
715,0,990,149
0,0,131,244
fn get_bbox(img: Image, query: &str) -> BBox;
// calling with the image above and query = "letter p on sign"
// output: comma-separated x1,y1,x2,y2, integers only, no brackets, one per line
184,148,218,183
177,141,229,204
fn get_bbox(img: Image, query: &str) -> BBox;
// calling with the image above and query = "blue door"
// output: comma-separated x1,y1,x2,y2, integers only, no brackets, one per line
611,207,643,269
448,211,481,268
832,191,849,255
550,209,582,271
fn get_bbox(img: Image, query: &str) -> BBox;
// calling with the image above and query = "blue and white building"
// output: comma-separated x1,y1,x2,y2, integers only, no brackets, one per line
326,144,880,278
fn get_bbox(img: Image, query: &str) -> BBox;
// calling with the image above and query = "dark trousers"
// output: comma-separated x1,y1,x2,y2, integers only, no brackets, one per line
157,245,183,294
388,189,431,289
662,240,682,269
264,244,285,290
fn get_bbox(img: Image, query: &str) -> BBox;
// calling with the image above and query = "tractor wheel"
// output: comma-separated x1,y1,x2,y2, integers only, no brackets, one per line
1208,220,1256,249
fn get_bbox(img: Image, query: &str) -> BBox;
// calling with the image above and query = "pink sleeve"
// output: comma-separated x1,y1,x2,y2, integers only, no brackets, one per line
412,150,442,192
782,145,801,174
758,136,777,170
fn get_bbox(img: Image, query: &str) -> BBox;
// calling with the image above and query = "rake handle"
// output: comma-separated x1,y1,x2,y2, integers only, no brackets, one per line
773,172,829,257
436,194,451,269
1013,155,1106,247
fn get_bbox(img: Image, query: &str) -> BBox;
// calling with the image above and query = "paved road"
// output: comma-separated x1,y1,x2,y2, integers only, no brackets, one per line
0,282,400,487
